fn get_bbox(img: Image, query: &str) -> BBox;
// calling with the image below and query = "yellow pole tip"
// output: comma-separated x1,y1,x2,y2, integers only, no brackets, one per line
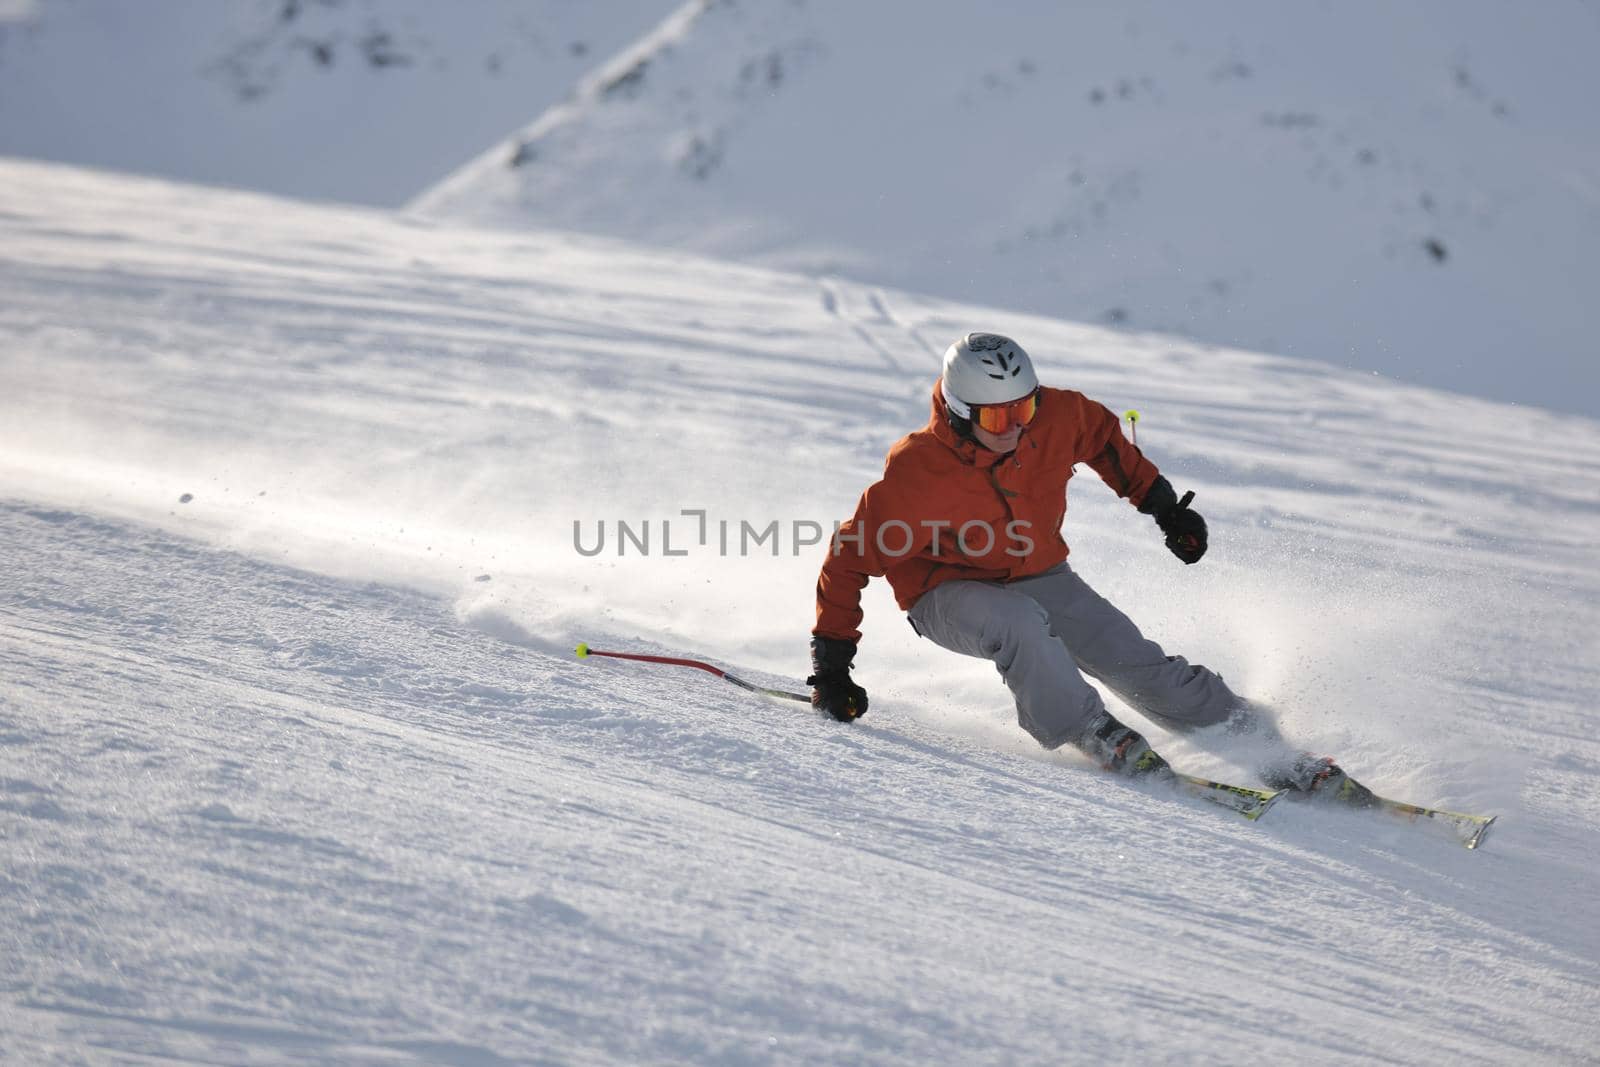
1124,409,1141,422
575,642,589,658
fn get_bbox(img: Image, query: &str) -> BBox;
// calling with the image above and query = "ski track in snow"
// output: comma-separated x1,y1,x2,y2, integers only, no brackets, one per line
2,158,1599,1062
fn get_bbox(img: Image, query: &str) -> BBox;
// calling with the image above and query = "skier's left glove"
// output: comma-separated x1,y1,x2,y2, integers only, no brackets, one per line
807,636,868,722
1139,476,1208,564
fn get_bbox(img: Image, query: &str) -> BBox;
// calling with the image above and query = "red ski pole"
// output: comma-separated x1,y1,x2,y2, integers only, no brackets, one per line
574,643,810,704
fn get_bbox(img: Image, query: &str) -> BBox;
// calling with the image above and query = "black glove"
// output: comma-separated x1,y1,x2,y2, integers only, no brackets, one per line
1139,476,1208,565
807,636,868,722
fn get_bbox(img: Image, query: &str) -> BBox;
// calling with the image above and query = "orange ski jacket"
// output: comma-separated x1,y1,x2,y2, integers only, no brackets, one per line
814,383,1163,642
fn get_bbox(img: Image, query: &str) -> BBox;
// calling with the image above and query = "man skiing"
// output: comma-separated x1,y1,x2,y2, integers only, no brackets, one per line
807,331,1370,802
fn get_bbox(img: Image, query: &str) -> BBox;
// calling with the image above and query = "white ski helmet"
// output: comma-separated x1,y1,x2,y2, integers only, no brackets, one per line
940,332,1038,418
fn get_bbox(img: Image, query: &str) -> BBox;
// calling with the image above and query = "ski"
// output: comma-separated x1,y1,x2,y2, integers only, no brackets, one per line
1259,755,1499,851
1180,771,1495,845
1367,794,1498,850
1279,782,1498,850
1173,772,1283,821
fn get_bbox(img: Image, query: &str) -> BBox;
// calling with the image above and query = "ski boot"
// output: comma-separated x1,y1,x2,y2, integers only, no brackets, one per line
1263,753,1377,808
1078,713,1176,782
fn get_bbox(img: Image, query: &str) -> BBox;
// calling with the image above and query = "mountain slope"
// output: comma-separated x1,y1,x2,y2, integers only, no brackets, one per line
3,158,1599,1063
412,0,1600,416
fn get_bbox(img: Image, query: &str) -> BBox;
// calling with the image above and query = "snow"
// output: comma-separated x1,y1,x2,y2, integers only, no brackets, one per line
0,0,677,206
412,0,1600,417
3,157,1600,1062
9,1,1597,413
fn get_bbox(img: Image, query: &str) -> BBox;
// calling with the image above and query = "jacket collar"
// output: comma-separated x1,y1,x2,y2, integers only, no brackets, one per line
928,381,1004,468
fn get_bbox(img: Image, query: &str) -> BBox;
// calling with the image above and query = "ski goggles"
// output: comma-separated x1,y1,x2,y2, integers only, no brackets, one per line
972,389,1040,434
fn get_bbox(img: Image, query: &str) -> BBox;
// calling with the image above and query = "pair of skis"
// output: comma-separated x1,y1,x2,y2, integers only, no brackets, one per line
574,643,1498,851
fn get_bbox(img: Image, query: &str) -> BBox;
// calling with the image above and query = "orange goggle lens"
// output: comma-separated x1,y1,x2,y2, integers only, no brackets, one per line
973,391,1039,434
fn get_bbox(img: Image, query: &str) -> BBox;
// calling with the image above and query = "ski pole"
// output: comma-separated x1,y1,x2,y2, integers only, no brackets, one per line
1123,409,1140,446
574,643,810,703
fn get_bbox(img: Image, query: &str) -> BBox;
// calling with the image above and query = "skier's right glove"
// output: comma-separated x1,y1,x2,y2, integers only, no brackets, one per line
807,636,868,722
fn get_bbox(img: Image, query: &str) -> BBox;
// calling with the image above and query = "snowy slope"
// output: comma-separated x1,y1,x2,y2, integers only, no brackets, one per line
413,0,1600,417
4,157,1600,1063
0,0,675,205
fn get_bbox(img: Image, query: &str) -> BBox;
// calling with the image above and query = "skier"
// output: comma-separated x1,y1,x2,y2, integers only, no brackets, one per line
807,331,1371,803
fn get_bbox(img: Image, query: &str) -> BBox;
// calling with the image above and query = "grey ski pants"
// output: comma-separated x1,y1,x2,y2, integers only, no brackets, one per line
907,562,1241,750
